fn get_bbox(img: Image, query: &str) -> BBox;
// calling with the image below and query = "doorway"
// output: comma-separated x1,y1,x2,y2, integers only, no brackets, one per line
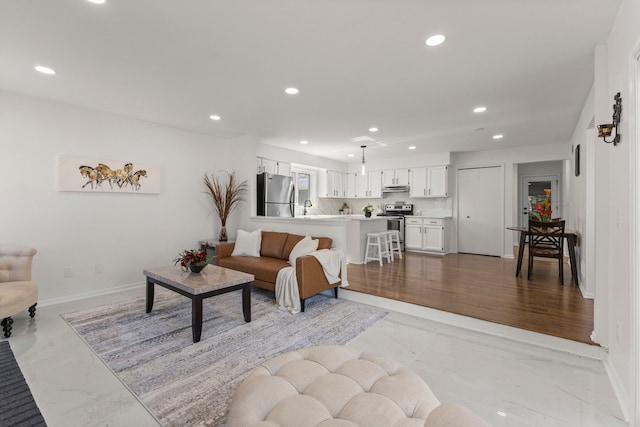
457,166,503,256
520,175,559,226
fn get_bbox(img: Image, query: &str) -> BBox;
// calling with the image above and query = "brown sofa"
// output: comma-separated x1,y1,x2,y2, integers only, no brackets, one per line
216,231,341,311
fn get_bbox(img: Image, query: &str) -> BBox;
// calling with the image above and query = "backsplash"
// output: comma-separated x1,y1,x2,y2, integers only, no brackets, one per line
315,194,453,218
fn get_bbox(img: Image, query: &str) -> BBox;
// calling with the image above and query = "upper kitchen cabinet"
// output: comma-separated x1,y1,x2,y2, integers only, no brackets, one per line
381,169,410,187
256,157,291,176
323,170,346,198
346,171,382,198
410,165,449,198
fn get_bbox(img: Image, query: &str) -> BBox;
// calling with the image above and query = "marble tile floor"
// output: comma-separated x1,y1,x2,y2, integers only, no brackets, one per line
3,286,628,427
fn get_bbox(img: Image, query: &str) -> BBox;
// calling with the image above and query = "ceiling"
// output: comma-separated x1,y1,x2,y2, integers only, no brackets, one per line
0,0,621,162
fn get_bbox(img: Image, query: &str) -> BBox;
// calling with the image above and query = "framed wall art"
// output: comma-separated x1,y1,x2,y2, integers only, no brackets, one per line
58,155,160,194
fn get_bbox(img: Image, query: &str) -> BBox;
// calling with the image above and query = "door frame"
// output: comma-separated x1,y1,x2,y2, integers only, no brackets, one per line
456,164,505,257
520,174,560,227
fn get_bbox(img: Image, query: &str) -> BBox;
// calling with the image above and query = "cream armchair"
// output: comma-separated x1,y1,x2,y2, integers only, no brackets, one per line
0,246,38,338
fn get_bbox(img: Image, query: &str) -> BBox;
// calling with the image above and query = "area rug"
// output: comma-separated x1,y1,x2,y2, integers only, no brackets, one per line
0,340,47,426
62,288,387,426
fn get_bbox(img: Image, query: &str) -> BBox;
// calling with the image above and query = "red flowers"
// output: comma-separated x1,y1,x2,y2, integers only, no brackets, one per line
174,244,211,270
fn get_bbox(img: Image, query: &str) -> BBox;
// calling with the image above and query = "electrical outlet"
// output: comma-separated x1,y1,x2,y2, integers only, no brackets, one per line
64,267,73,278
95,264,104,274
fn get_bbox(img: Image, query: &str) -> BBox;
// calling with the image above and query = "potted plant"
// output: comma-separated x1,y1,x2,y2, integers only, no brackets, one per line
203,170,248,241
174,244,213,273
362,205,375,218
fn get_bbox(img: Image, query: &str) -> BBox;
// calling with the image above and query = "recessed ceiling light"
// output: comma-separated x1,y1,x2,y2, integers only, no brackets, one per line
369,127,379,132
492,134,504,139
348,154,354,158
209,115,221,121
408,146,416,150
300,140,308,145
285,87,299,95
34,65,56,75
425,34,445,47
87,0,106,3
473,106,487,113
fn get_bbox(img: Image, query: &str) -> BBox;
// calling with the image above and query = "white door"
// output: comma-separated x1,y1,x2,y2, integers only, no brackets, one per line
458,166,503,256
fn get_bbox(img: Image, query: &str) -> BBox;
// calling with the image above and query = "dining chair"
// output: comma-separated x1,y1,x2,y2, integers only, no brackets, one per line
527,219,565,284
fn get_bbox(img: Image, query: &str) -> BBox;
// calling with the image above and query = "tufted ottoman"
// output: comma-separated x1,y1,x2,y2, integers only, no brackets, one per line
228,345,490,427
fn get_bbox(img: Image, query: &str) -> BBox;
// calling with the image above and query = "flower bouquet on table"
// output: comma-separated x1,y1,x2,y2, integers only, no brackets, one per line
174,244,213,273
531,189,553,222
362,205,375,217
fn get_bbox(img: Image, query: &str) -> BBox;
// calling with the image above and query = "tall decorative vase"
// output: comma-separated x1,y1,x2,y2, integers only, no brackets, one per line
219,225,228,242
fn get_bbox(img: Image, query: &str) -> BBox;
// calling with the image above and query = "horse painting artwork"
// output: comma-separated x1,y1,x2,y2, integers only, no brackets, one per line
78,162,148,191
58,156,159,194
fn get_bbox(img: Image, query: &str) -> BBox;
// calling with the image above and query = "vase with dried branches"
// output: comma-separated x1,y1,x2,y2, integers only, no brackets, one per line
203,170,248,241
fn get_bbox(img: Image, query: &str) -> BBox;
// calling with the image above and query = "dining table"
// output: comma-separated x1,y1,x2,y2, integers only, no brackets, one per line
506,226,579,286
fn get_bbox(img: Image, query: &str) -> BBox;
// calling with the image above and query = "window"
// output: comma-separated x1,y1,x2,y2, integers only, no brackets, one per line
297,172,311,207
291,166,318,209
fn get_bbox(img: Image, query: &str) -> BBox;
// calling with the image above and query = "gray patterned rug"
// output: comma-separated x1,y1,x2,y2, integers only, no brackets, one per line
62,288,387,426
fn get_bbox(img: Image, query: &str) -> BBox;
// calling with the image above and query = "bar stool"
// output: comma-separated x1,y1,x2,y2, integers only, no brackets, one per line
364,232,391,266
387,230,402,261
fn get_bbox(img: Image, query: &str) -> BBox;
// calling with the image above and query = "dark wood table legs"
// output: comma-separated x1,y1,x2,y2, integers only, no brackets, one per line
242,283,251,322
566,234,579,287
512,228,579,286
515,230,527,277
146,278,154,313
145,278,251,343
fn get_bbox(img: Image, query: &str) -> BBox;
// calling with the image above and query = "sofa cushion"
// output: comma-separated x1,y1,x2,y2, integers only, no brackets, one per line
231,229,262,257
288,236,319,265
283,235,332,260
218,256,289,284
260,231,289,259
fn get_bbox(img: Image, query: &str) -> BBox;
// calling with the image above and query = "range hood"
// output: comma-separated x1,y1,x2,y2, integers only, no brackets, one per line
382,185,410,193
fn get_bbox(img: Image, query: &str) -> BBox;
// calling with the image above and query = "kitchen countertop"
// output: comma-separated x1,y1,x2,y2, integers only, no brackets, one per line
251,214,399,222
404,215,452,219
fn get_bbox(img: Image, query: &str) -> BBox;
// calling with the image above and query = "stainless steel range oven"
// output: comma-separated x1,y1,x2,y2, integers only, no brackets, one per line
383,203,413,251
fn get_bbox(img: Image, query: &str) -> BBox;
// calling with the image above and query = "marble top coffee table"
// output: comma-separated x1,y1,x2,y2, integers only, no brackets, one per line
143,265,254,343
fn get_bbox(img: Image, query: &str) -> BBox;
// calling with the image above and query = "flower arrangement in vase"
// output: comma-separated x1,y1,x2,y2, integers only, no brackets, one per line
174,244,213,273
531,188,553,222
362,205,375,218
203,170,248,241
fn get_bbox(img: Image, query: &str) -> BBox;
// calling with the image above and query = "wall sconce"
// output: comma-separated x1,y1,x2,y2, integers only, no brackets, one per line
597,92,621,146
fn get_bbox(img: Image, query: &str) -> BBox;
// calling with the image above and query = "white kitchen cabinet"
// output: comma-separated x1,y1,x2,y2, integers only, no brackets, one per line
404,217,449,254
404,219,423,250
410,166,449,198
277,161,292,177
348,171,381,198
256,157,278,174
323,170,346,198
427,165,448,197
382,169,410,186
368,170,383,198
256,157,291,176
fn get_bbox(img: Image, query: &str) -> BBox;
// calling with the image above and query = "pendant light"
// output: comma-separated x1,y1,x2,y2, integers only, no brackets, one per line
360,145,367,176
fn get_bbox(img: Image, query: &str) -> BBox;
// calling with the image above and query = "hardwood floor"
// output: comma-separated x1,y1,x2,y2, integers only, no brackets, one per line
346,251,595,344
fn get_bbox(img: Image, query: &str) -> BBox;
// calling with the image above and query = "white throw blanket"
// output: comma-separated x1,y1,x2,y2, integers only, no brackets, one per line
275,249,346,314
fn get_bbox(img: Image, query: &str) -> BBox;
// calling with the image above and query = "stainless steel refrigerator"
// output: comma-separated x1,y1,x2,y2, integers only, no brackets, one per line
256,172,295,217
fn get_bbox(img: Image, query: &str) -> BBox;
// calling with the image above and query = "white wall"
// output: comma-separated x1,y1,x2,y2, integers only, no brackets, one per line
452,143,569,257
592,0,640,420
0,91,254,302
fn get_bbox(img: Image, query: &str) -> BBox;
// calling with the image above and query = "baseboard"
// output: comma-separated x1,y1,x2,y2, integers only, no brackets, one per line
339,288,607,361
38,281,145,307
604,357,631,422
